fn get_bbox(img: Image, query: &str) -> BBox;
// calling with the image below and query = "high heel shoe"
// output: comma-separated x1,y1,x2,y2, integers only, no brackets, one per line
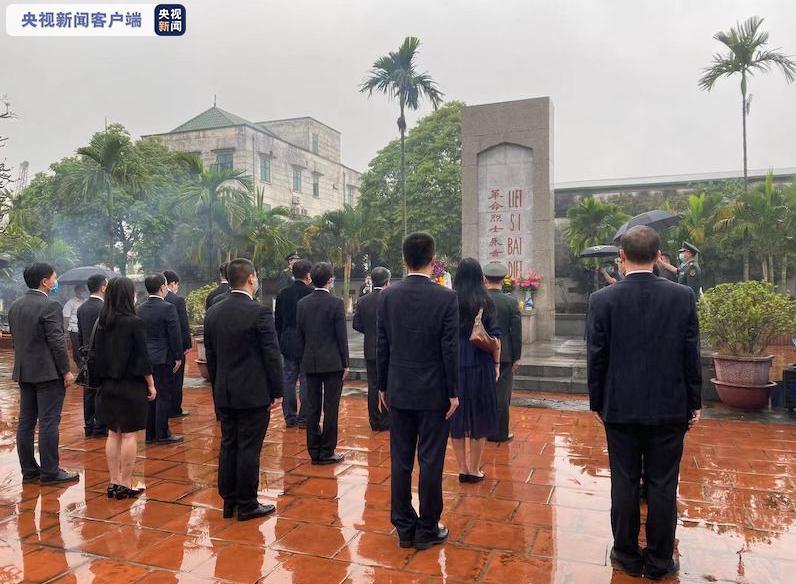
107,484,120,498
115,486,145,499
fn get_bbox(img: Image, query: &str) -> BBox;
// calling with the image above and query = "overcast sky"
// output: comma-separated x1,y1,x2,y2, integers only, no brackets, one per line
2,0,795,185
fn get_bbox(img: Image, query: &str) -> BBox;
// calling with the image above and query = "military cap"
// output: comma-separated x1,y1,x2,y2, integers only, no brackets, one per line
483,262,508,279
285,251,300,262
679,242,700,255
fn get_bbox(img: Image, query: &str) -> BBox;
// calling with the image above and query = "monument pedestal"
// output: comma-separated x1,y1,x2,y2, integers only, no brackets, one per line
521,311,537,346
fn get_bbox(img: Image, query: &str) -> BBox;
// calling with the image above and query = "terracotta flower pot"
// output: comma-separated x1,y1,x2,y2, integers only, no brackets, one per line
712,354,773,386
711,378,777,410
194,337,210,380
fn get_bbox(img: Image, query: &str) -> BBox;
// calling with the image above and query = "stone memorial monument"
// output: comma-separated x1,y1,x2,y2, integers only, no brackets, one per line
461,97,555,342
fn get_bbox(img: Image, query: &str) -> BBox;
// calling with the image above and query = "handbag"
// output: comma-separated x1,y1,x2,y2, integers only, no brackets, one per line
470,308,499,354
75,318,100,388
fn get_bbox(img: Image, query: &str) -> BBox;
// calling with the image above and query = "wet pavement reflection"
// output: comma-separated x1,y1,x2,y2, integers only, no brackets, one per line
0,351,794,583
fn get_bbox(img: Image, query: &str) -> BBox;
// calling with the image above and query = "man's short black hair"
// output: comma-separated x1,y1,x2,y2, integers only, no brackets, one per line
219,263,228,280
163,270,180,285
311,262,334,288
227,258,256,288
86,274,108,294
144,273,167,294
371,267,391,288
403,232,435,270
292,259,312,280
620,226,661,264
23,262,55,289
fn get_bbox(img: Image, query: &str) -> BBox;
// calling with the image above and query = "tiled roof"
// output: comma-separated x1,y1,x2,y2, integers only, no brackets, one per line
170,106,259,133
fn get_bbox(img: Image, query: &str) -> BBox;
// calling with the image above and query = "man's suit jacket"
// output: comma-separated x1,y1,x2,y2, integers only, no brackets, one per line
296,290,349,374
587,272,702,425
488,289,522,364
203,291,284,409
205,282,231,309
8,290,70,384
377,275,459,410
274,280,313,360
352,287,384,362
76,297,103,350
136,297,182,366
165,290,192,352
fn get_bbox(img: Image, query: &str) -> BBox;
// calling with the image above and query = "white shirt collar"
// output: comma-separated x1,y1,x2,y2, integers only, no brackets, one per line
231,289,253,300
316,288,331,293
625,270,653,276
372,287,384,290
407,273,431,278
220,280,229,284
31,289,48,296
148,295,164,300
90,294,104,301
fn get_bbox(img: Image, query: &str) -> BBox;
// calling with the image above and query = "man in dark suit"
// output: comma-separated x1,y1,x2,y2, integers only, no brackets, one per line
8,262,78,485
377,232,459,550
138,274,183,444
274,259,313,428
204,258,284,521
352,266,391,432
587,226,702,580
164,270,192,418
483,262,522,443
296,262,348,465
205,263,231,309
76,273,109,438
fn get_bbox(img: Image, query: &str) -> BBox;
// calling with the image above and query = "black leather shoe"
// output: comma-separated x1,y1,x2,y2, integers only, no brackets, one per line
644,557,680,580
467,473,486,483
107,484,120,498
458,473,471,483
223,502,237,519
40,470,79,485
312,453,344,465
156,435,184,444
414,526,448,550
169,411,190,418
399,539,414,549
487,434,514,443
22,473,40,484
610,548,643,578
238,504,276,521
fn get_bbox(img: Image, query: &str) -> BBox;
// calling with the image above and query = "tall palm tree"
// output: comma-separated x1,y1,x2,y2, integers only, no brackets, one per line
177,154,253,277
699,16,795,190
242,189,292,275
360,36,444,248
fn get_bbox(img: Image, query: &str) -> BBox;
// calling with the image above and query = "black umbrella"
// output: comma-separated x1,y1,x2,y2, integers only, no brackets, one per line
58,266,117,285
613,210,681,242
0,255,10,269
579,245,619,258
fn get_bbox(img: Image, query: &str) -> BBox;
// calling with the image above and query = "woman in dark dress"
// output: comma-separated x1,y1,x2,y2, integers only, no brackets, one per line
450,258,501,483
94,277,156,499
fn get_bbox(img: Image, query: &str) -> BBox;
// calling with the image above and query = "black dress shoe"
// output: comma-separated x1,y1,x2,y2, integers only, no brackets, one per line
238,504,276,521
644,557,680,580
115,486,144,500
40,470,79,485
312,453,344,465
458,473,471,483
414,526,449,550
107,484,120,498
467,473,486,483
22,474,40,484
399,538,414,549
610,547,643,578
156,435,184,444
487,434,514,443
169,411,190,419
223,502,237,519
285,422,298,429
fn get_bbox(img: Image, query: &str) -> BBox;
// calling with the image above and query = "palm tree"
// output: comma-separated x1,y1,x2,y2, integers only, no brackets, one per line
360,36,444,247
242,188,293,275
307,204,384,311
177,154,253,277
699,16,795,190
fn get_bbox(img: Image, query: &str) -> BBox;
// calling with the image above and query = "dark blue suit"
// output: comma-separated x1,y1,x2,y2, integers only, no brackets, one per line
137,296,182,441
165,290,192,416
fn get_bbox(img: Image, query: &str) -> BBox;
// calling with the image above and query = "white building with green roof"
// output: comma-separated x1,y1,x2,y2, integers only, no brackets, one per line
144,106,361,216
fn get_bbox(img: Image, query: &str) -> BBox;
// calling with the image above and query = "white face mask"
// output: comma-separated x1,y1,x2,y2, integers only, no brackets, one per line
678,253,686,263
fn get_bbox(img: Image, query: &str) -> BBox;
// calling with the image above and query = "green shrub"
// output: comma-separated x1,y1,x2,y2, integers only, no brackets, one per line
185,283,216,326
698,281,796,356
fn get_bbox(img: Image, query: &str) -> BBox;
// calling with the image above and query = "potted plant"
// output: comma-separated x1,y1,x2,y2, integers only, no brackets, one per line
698,281,796,409
186,283,217,381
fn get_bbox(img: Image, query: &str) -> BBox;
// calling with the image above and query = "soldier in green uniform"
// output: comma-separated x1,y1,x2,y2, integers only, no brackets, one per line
483,262,522,443
276,252,301,292
677,242,702,298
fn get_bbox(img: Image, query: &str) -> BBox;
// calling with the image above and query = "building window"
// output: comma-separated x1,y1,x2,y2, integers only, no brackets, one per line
312,133,319,154
292,167,302,193
312,173,320,198
259,155,271,183
346,184,355,205
215,150,233,171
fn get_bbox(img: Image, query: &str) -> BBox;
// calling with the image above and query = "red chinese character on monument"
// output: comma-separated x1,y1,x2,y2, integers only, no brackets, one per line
489,201,504,211
490,214,503,224
489,188,502,200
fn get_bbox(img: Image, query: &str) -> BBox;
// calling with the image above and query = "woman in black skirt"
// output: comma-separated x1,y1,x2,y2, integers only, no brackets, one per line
94,277,156,499
450,258,501,483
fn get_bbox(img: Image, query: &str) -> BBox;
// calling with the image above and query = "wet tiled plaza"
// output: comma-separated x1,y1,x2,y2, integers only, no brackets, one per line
0,351,794,583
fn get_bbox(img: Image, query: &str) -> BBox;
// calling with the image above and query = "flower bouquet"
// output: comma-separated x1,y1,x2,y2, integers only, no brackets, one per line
517,271,543,311
432,259,449,287
502,275,516,294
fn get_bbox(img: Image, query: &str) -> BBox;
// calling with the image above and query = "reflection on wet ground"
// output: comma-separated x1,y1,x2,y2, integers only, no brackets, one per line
0,351,794,583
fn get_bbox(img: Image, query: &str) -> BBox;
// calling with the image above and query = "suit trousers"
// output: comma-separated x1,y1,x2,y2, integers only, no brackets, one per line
281,357,308,426
69,331,80,364
604,422,686,576
389,407,450,543
489,363,514,440
365,360,389,431
83,385,106,435
171,359,186,416
218,406,270,512
146,364,173,441
17,380,66,479
305,371,343,461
